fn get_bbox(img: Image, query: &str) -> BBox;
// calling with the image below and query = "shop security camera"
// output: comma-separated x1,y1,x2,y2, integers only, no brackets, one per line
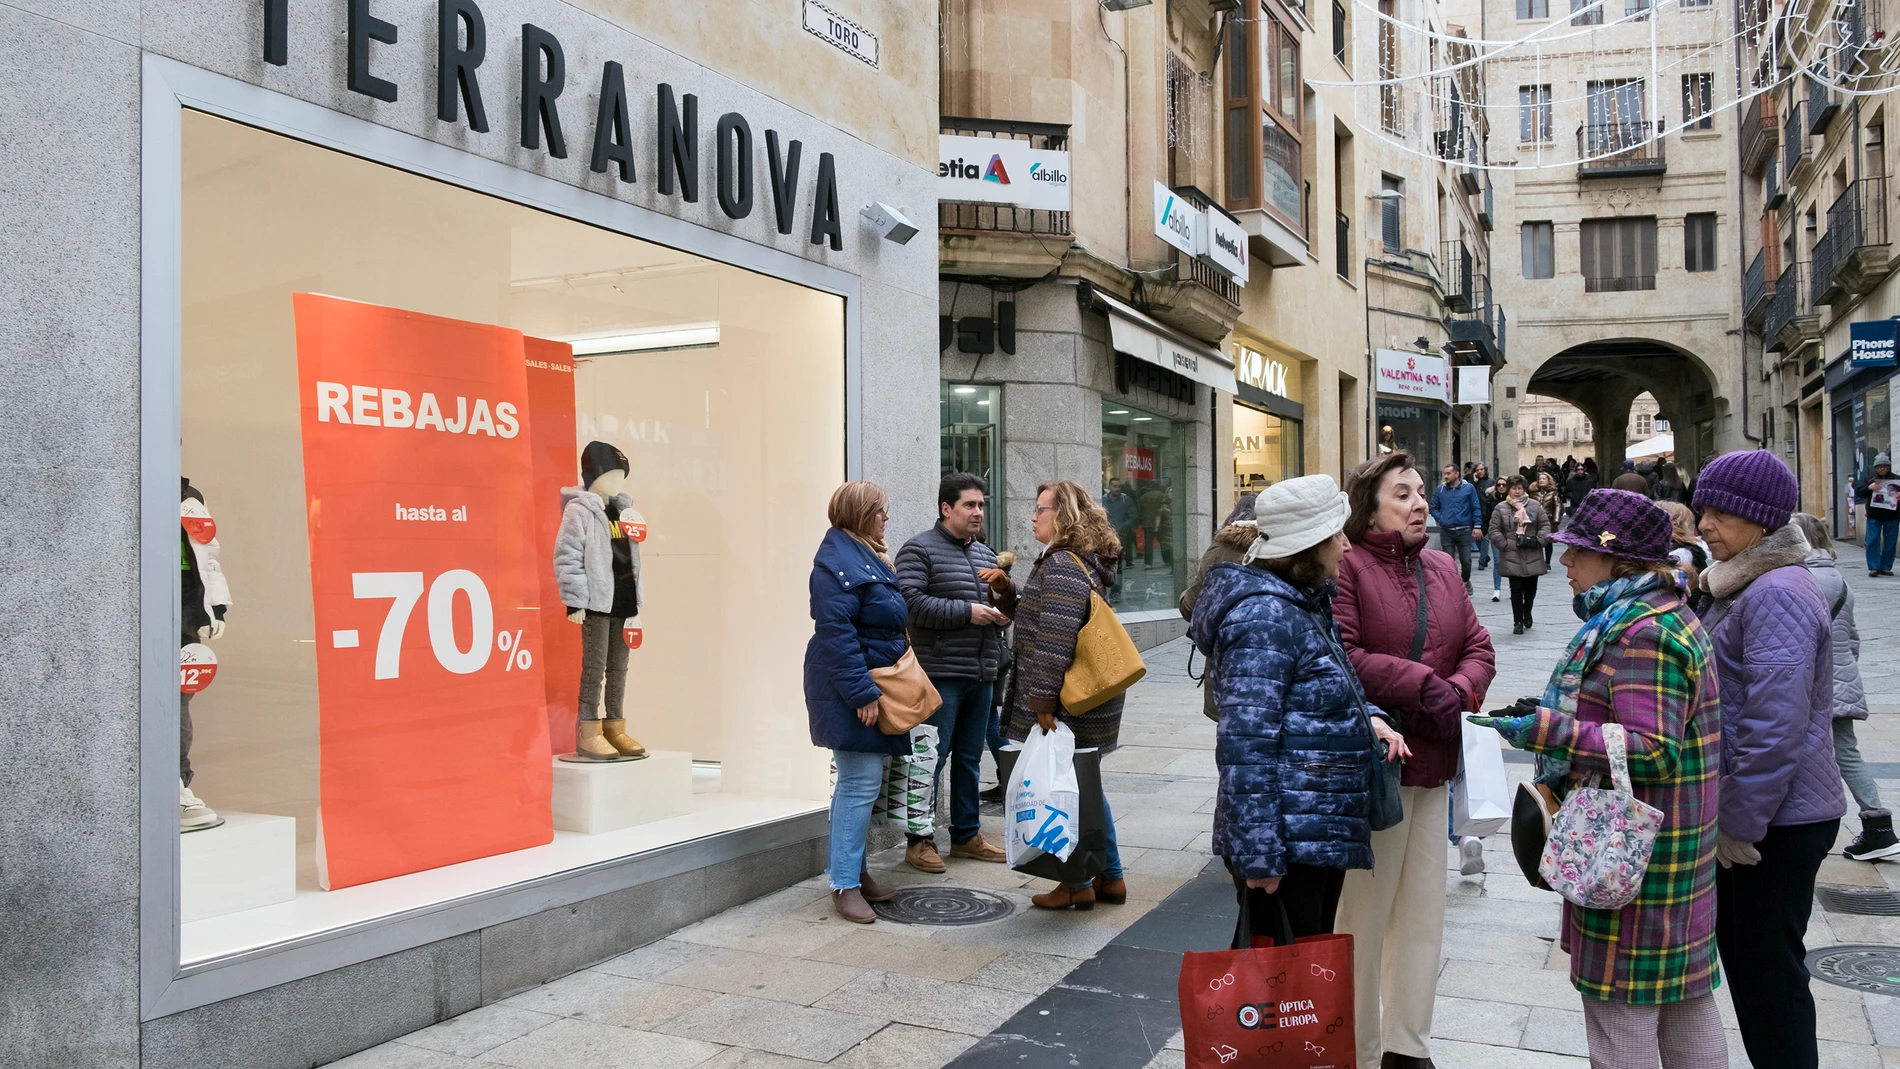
860,202,918,245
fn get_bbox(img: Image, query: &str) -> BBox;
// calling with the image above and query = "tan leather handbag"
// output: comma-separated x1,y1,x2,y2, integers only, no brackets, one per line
1058,553,1147,714
872,648,942,734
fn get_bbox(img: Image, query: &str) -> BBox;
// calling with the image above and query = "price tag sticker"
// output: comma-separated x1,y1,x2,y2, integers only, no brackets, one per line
181,513,218,544
622,618,643,650
180,642,219,693
618,508,647,542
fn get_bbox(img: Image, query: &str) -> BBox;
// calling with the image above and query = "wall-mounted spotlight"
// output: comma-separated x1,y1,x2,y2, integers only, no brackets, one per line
860,202,918,245
1100,0,1154,9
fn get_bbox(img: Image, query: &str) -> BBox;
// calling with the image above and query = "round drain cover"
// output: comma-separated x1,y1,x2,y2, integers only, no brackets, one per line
872,886,1016,926
1807,945,1900,997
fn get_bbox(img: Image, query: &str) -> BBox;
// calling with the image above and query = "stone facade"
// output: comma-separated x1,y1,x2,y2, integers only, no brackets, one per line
1513,392,1664,468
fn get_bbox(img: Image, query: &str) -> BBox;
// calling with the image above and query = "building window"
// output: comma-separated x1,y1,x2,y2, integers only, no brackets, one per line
1522,220,1555,279
1635,413,1654,436
1541,415,1558,438
1585,79,1647,153
1680,0,1710,8
1684,212,1718,272
1506,386,1518,398
1519,84,1553,142
1681,73,1714,130
1224,15,1251,203
1517,0,1550,15
1584,419,1594,438
1333,1,1348,67
1381,174,1402,252
1572,0,1603,26
1626,0,1651,18
1379,0,1401,134
1581,216,1658,291
1224,1,1304,232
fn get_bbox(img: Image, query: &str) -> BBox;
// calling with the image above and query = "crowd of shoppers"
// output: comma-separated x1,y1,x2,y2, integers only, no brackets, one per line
806,444,1876,1068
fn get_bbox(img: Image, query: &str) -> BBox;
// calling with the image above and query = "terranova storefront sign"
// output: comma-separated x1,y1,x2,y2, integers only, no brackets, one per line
939,135,1071,211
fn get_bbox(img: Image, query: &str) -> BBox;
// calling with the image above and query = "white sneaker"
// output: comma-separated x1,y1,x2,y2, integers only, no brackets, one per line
1491,591,1501,602
180,780,219,831
1458,836,1486,876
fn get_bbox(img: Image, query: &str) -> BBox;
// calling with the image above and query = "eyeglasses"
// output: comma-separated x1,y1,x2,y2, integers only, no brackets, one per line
1032,505,1057,515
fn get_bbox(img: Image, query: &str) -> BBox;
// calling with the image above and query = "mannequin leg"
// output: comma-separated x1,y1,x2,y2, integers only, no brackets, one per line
600,615,646,758
180,690,195,788
573,614,621,760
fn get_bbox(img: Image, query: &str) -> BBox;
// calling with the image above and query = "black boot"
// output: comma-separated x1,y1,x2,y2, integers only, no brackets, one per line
1845,814,1900,861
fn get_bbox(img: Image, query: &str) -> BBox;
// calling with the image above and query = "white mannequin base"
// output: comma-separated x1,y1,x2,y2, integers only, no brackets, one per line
551,750,693,834
181,812,297,922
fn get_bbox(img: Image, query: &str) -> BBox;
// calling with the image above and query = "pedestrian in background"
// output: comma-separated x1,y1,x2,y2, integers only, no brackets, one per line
1565,461,1598,511
1430,463,1484,591
1692,451,1845,1069
1139,482,1172,566
1534,470,1564,565
893,473,1015,871
1473,489,1723,1069
1334,452,1497,1069
1473,464,1495,574
1490,475,1553,634
1856,452,1900,576
1483,476,1509,602
1792,513,1900,862
1103,477,1139,577
1611,465,1652,496
803,481,907,923
1180,495,1260,723
1189,476,1386,946
1008,480,1129,911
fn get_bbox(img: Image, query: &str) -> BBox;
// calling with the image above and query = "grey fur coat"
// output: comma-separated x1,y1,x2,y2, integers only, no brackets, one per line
554,486,638,613
1802,551,1869,720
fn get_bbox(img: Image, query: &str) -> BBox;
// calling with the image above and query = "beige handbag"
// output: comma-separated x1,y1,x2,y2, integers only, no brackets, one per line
1058,553,1148,715
872,648,942,735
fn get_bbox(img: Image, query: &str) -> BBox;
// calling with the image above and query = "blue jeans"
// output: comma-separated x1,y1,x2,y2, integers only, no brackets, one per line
828,749,885,891
1067,785,1126,888
1868,518,1899,572
1475,533,1491,568
1493,554,1505,592
909,678,994,846
1439,526,1474,584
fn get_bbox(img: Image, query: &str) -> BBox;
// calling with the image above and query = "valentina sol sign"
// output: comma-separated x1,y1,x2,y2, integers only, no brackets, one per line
939,135,1071,211
1375,349,1452,403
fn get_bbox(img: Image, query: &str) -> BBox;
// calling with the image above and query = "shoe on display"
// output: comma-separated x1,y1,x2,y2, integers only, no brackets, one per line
905,838,946,873
179,780,220,832
572,719,624,761
950,834,1007,863
1458,837,1486,876
859,869,898,903
1845,814,1900,861
832,887,876,923
601,718,648,759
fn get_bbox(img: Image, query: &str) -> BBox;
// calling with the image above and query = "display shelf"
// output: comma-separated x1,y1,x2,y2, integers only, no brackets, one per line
181,812,297,923
551,750,692,833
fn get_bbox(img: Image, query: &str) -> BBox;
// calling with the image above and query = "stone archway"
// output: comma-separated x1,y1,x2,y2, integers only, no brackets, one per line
1526,338,1725,473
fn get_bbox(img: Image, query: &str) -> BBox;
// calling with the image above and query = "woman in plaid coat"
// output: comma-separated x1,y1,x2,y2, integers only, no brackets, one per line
1473,490,1723,1068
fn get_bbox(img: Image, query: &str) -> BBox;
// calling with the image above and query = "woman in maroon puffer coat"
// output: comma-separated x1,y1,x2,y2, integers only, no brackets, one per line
1331,451,1497,1069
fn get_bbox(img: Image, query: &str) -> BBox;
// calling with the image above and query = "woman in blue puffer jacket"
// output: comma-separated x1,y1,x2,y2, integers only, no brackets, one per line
804,481,910,924
1188,475,1401,947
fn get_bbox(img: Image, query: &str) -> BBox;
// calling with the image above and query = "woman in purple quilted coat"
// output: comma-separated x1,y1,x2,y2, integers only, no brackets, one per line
1692,450,1846,1069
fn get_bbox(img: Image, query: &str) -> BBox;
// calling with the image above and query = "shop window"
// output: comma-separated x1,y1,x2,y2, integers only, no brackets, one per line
1580,216,1658,291
1100,400,1189,613
1522,220,1555,278
1685,212,1718,272
176,111,844,962
1233,402,1304,504
941,383,1003,546
1519,84,1553,142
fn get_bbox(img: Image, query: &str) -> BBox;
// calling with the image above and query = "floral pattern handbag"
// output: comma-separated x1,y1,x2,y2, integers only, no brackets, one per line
1538,723,1663,910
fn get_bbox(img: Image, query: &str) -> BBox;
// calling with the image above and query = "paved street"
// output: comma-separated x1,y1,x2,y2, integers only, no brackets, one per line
335,549,1900,1069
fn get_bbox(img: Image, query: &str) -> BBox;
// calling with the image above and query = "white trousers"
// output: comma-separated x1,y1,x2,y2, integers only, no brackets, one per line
1334,783,1450,1067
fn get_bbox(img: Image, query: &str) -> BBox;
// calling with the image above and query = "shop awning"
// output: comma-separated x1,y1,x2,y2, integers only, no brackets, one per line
1626,433,1675,459
1093,291,1238,394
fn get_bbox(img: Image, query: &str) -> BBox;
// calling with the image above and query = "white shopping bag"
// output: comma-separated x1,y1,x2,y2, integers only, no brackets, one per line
1453,719,1512,837
1004,723,1081,868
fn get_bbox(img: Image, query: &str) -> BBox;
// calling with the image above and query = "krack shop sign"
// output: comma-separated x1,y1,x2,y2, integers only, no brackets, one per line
260,0,847,250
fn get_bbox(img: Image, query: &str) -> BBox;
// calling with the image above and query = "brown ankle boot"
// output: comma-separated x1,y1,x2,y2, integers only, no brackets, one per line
832,887,876,923
859,870,897,903
1031,884,1096,911
574,719,622,761
1092,875,1128,904
601,718,648,759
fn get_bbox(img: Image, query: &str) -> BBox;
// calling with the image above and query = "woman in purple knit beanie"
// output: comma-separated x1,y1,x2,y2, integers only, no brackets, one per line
1692,450,1846,1069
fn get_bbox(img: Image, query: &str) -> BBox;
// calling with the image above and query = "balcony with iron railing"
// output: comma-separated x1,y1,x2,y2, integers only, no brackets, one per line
1813,230,1844,306
1740,94,1779,174
1449,273,1503,364
938,117,1072,239
1167,186,1243,310
1577,122,1665,178
1765,155,1786,209
1440,238,1475,311
1478,179,1495,231
1809,73,1841,134
1765,261,1820,352
1826,175,1894,296
1743,247,1777,325
1784,99,1814,186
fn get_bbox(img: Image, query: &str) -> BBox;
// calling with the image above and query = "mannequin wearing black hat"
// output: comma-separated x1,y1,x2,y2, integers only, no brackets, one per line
553,441,648,761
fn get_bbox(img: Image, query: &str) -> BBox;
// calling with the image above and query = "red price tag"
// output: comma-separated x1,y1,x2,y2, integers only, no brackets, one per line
618,518,647,542
180,643,219,693
622,621,643,650
181,514,218,544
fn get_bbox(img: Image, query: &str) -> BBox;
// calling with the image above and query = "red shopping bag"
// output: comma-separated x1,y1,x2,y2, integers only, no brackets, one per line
1178,895,1357,1068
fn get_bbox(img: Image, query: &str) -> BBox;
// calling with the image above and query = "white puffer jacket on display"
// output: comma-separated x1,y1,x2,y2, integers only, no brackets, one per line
180,497,232,619
554,486,635,613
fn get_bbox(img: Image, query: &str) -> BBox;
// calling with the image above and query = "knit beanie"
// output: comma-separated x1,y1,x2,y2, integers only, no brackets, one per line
580,440,630,488
1691,450,1798,531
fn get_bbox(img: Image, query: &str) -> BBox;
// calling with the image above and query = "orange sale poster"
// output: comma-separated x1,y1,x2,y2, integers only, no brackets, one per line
523,336,581,754
292,294,553,890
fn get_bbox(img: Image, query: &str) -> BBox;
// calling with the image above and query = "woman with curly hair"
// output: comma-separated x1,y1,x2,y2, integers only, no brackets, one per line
1006,480,1128,910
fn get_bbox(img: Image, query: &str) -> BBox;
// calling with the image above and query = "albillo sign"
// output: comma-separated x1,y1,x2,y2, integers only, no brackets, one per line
938,135,1071,211
259,0,848,250
1153,181,1200,256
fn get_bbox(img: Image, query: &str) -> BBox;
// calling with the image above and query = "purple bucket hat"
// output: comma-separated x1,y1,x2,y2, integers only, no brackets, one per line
1551,489,1675,562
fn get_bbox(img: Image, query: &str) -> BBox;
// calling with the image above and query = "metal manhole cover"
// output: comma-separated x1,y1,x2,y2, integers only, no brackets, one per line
1817,886,1900,916
871,886,1016,926
1807,945,1900,996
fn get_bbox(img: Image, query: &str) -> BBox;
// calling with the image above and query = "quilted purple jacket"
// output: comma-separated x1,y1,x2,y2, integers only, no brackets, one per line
1694,525,1847,842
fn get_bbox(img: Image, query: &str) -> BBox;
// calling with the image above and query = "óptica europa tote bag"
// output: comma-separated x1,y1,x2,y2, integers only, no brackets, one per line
1057,552,1147,714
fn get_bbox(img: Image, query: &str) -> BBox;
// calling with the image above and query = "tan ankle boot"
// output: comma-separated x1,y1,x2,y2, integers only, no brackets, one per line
574,719,622,761
832,887,876,923
601,718,648,759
